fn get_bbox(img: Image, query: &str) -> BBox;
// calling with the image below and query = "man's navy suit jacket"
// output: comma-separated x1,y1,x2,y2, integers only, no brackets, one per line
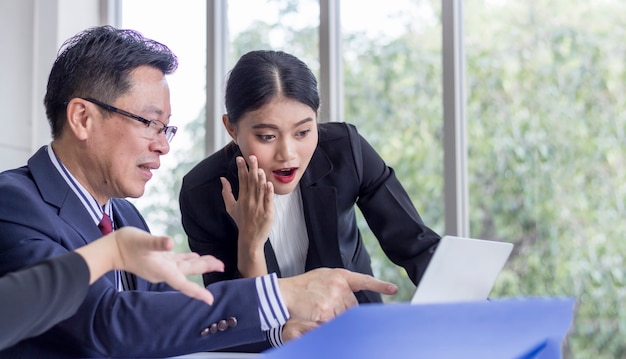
0,146,266,358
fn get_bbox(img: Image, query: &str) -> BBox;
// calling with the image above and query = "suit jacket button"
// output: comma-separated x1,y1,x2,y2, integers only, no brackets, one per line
217,320,228,331
227,317,238,328
210,323,218,334
200,327,210,336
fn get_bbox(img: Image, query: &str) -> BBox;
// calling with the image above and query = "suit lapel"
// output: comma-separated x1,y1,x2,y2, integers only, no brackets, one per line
300,147,344,269
29,146,118,286
29,146,101,247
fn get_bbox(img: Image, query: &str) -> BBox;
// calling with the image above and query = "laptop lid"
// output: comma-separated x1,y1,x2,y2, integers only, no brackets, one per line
410,235,513,304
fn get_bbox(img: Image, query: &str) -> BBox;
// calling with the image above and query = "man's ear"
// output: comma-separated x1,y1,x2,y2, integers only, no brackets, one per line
222,114,237,144
65,99,91,141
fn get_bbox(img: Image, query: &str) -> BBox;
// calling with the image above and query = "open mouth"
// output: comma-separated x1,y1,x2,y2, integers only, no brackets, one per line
272,167,297,183
274,168,295,176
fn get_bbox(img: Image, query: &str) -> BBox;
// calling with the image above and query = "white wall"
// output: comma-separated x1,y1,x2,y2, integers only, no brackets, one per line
0,0,103,171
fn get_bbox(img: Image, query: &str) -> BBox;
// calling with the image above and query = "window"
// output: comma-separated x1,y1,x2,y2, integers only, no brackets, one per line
465,1,626,357
341,0,444,300
121,0,206,244
228,0,320,72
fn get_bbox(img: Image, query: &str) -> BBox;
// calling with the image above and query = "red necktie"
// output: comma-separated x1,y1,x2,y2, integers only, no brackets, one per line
98,213,113,235
98,212,133,290
98,213,135,290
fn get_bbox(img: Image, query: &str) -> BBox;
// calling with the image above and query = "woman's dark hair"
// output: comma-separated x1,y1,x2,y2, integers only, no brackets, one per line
224,50,320,124
44,25,178,138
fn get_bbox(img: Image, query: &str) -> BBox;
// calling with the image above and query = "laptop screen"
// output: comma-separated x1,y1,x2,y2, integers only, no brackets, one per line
410,235,513,304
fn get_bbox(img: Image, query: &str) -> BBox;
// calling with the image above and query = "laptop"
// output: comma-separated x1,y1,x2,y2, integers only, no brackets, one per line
410,235,513,304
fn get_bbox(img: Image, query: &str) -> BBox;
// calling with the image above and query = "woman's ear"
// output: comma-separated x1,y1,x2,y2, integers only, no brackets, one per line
222,114,237,143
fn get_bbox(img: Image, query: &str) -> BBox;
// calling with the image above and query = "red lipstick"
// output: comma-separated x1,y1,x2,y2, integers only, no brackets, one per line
273,168,297,183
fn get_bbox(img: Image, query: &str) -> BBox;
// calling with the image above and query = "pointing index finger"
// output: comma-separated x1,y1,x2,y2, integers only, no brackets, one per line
341,269,398,295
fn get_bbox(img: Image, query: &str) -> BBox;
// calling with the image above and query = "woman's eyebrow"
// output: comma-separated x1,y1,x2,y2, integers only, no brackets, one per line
251,117,314,130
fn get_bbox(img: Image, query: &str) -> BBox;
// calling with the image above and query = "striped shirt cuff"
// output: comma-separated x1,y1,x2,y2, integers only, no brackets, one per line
267,325,285,347
256,273,290,331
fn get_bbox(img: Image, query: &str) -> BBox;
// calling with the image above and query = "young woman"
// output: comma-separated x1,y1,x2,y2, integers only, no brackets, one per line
180,50,441,306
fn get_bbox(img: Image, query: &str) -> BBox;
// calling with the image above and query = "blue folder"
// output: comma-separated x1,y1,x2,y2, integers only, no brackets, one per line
262,297,575,359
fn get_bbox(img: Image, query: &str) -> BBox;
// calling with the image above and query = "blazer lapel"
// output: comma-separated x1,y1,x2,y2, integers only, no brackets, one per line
29,146,101,246
29,146,117,286
300,148,344,269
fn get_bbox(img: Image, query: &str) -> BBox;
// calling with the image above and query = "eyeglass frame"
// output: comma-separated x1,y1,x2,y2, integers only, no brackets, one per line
80,97,177,142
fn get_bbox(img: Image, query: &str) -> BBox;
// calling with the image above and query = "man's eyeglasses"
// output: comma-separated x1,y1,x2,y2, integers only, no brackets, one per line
81,97,177,143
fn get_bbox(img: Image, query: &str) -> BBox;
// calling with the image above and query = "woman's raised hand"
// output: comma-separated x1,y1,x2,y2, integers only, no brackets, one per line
220,155,274,277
